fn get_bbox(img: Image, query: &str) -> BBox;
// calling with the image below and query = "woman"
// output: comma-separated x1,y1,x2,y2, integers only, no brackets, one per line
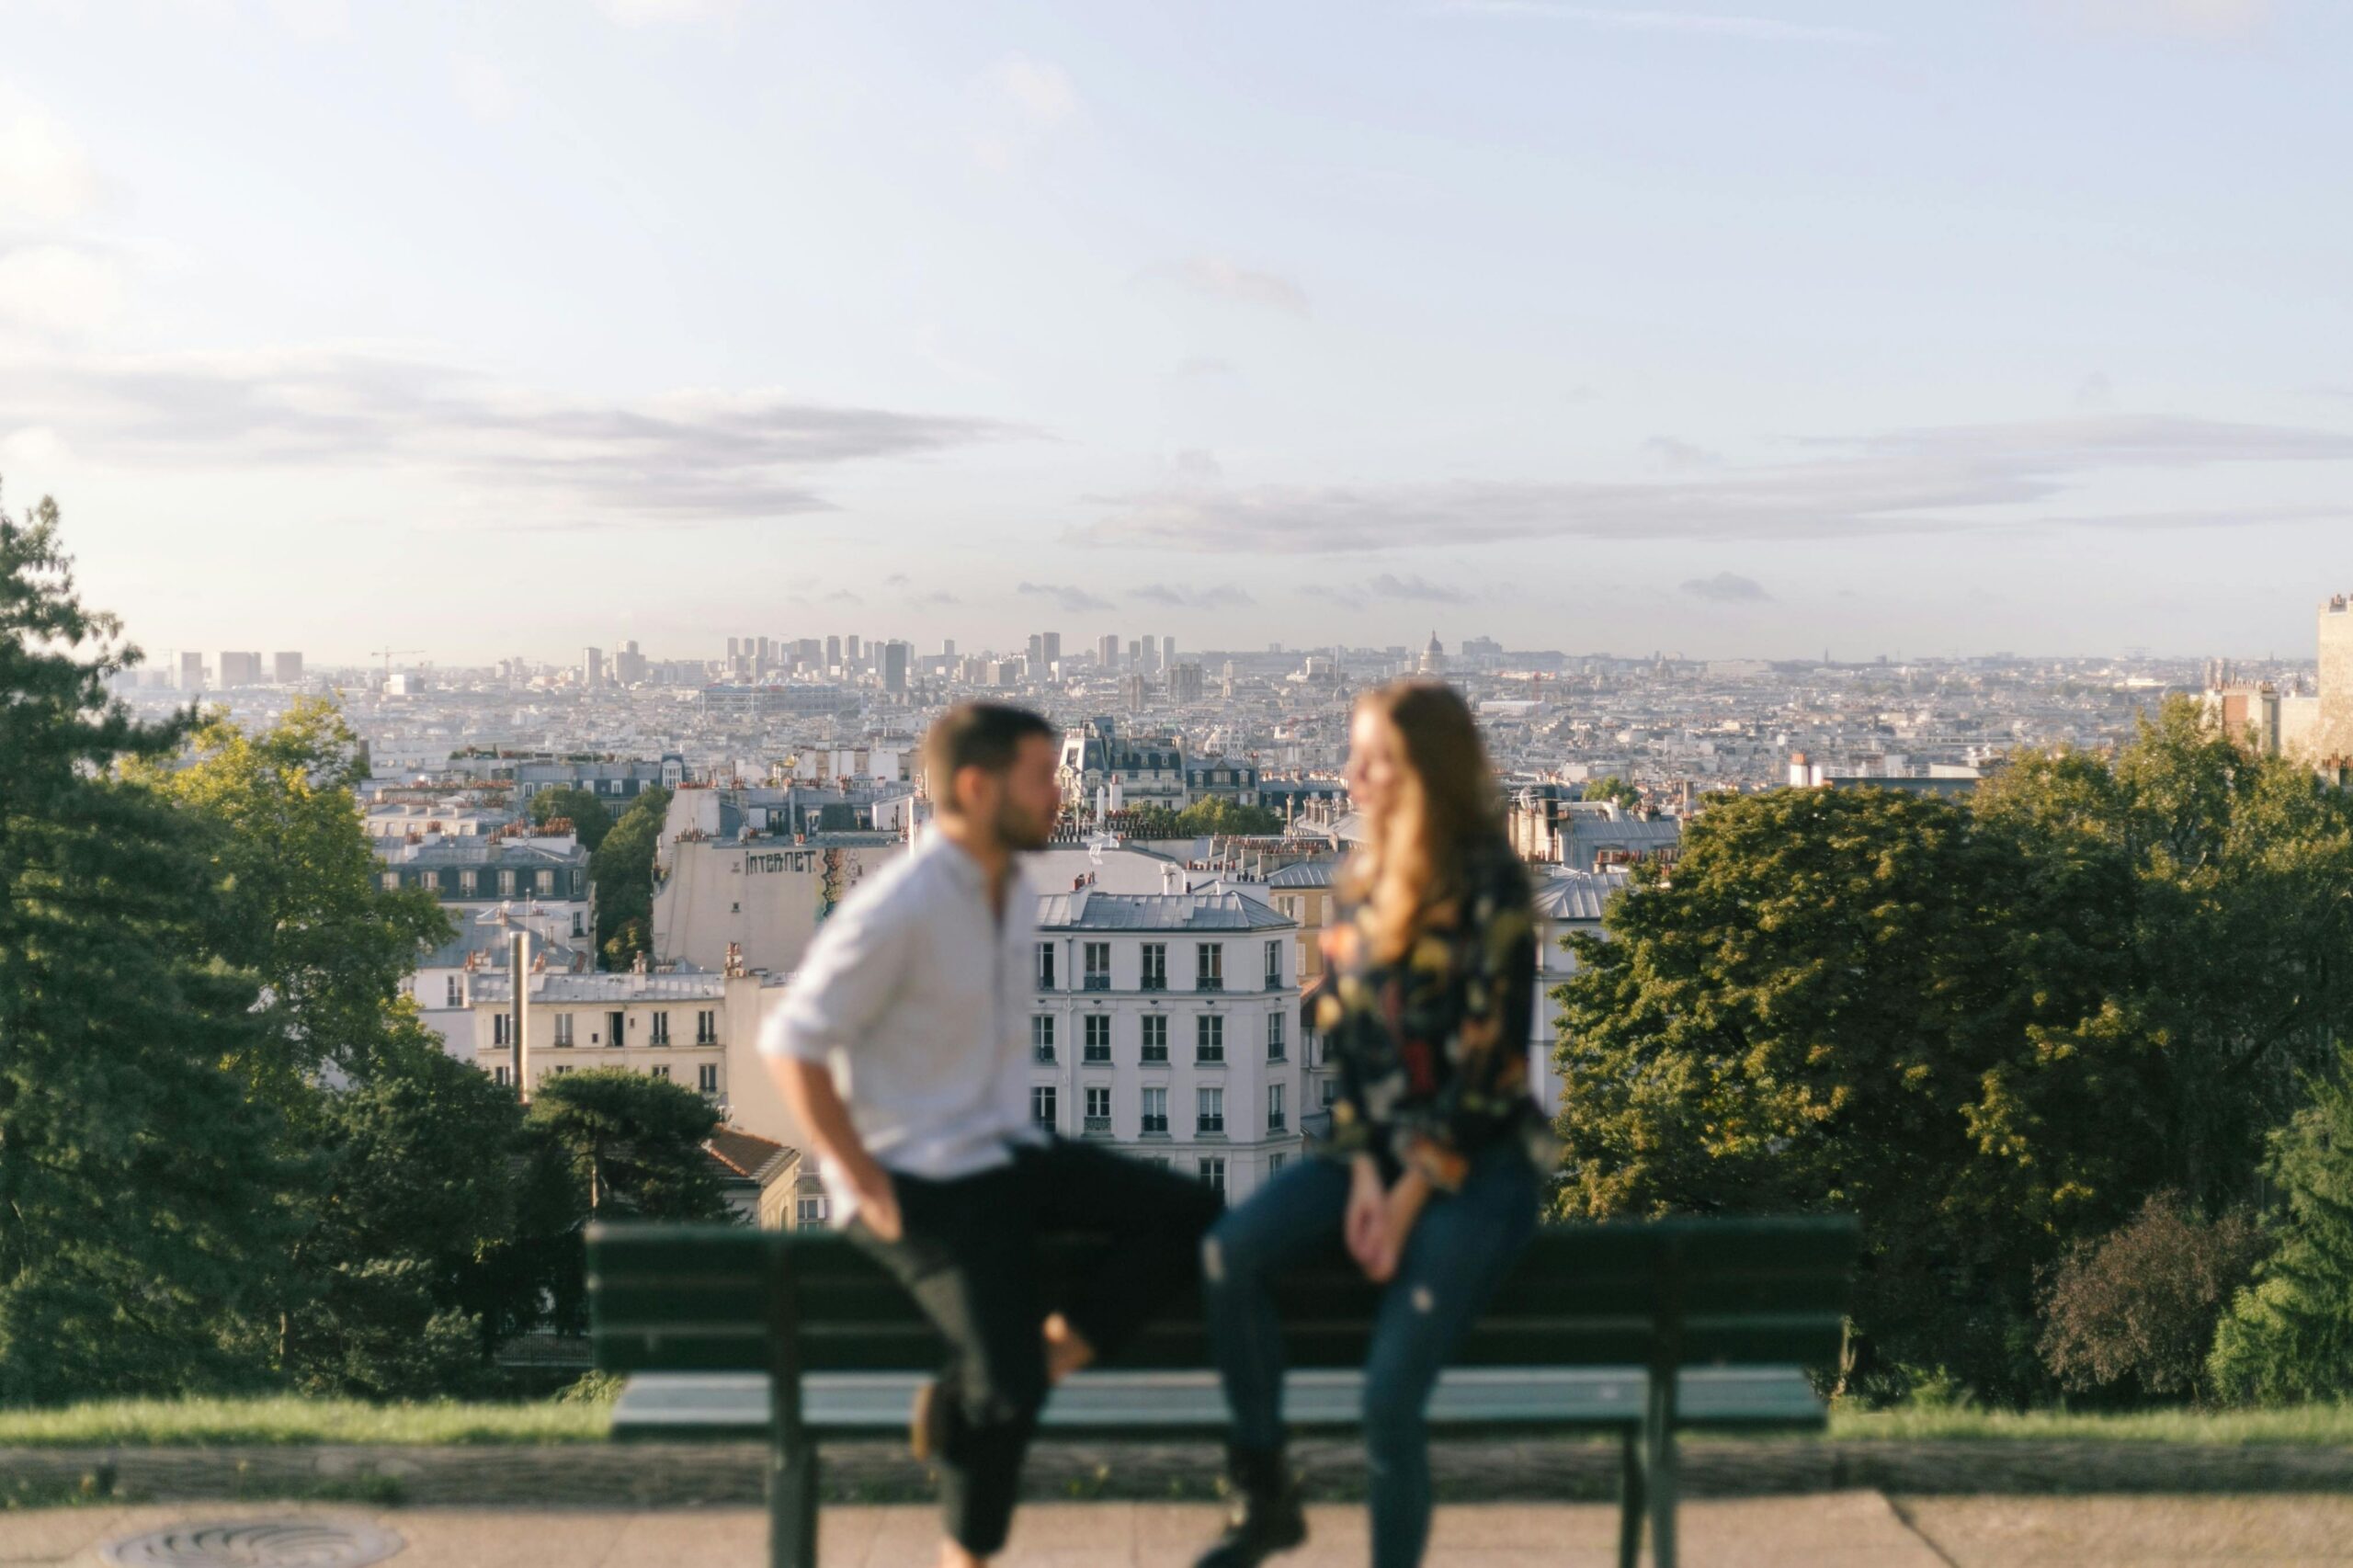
1195,679,1547,1568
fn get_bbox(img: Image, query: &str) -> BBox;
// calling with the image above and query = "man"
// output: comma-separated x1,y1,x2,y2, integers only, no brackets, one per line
761,701,1222,1568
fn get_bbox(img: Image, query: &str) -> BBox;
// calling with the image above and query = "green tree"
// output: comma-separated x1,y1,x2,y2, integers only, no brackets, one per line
128,699,451,1091
527,1069,731,1221
275,1040,535,1398
1554,699,2353,1400
0,489,296,1403
2210,1061,2353,1404
1176,797,1286,836
591,787,670,969
529,786,614,853
1583,775,1642,811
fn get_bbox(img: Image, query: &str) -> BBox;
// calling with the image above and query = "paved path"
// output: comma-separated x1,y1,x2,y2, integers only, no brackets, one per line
8,1493,2353,1565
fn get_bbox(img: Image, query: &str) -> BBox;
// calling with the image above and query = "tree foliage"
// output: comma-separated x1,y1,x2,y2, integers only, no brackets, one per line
1582,775,1642,811
591,787,670,970
2210,1059,2353,1404
1553,699,2353,1400
2038,1192,2264,1403
0,490,297,1403
529,786,614,854
527,1069,731,1222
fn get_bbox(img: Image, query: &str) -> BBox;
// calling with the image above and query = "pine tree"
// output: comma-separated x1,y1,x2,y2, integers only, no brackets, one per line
0,489,295,1403
2210,1062,2353,1403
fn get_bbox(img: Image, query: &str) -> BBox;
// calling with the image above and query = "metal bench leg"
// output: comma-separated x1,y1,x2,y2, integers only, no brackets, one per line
1643,1399,1677,1568
1617,1427,1645,1568
770,1439,818,1568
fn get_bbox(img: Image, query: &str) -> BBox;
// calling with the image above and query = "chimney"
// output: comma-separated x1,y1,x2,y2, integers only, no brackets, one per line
507,929,529,1104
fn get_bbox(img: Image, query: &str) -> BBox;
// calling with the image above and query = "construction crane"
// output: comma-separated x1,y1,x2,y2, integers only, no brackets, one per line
371,647,423,679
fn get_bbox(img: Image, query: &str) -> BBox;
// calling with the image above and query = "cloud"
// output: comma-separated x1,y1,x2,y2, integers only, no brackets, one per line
883,573,911,586
0,96,103,228
1680,571,1771,603
2075,372,2116,412
1368,573,1472,604
1436,2,1882,45
1074,415,2353,554
1018,581,1115,613
972,55,1079,171
1169,357,1238,381
824,589,864,605
1131,582,1256,609
0,347,1017,528
1172,449,1222,481
1151,257,1310,317
1642,436,1721,472
915,589,961,607
0,244,123,335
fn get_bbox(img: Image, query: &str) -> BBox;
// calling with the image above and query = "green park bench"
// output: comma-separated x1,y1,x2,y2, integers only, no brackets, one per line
586,1214,1859,1568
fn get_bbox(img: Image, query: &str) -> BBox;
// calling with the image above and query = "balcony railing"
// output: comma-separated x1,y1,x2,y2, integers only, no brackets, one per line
1083,1048,1111,1064
1083,1115,1113,1135
1033,1047,1056,1064
1141,1048,1168,1065
1083,975,1112,992
1197,977,1224,993
1196,1117,1225,1136
1141,976,1168,992
1267,1115,1287,1132
1141,1115,1168,1135
1196,1051,1224,1065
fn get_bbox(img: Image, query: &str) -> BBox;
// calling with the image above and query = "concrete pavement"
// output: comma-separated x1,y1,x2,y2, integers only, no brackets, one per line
8,1494,2353,1566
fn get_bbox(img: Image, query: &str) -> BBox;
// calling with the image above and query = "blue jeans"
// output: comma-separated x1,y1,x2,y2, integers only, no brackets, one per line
1202,1142,1540,1568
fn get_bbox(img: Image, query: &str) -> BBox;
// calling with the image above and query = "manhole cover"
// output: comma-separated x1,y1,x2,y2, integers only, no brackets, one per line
99,1519,404,1568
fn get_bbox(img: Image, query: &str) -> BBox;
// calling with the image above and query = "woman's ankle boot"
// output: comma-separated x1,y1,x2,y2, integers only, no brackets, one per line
1193,1445,1307,1567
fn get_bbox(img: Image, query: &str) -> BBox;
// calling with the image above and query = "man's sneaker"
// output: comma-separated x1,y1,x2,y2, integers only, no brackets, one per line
909,1378,952,1462
1193,1447,1306,1567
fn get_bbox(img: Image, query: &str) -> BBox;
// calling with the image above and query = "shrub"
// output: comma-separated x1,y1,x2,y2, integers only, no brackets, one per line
2210,1065,2353,1404
2038,1192,2264,1403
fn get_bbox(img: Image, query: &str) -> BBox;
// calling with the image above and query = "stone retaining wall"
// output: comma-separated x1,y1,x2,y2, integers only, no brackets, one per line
8,1438,2353,1508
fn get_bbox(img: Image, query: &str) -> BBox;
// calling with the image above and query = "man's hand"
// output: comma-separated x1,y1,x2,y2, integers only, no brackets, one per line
1345,1156,1388,1277
848,1159,903,1243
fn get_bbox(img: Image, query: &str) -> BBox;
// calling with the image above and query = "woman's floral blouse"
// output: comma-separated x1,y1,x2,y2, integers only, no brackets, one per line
1307,832,1543,1190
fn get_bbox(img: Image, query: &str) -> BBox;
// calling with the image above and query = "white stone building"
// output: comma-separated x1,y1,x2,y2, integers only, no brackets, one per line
1029,889,1302,1204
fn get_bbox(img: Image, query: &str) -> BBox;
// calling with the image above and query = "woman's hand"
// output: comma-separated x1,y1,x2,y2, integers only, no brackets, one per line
1345,1156,1387,1275
1363,1169,1432,1283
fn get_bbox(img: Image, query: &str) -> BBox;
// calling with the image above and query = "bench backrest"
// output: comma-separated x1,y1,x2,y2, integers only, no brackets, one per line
588,1216,1858,1376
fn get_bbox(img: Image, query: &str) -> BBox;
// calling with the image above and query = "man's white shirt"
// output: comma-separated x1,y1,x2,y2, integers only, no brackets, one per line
757,828,1045,1225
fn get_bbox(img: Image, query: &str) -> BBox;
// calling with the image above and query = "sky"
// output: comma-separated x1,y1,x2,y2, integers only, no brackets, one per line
3,0,2351,666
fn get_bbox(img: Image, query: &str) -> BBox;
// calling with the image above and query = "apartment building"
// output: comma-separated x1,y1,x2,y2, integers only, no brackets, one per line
463,967,787,1105
1029,889,1302,1204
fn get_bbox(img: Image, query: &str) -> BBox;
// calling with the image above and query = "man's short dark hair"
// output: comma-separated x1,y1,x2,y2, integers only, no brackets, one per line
923,702,1058,814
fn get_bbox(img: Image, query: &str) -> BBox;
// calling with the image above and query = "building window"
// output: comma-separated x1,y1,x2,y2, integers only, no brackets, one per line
1036,942,1057,989
552,1013,574,1047
536,869,555,896
1267,1153,1287,1176
1142,1085,1168,1134
1083,1015,1111,1063
1265,939,1282,989
1197,943,1223,991
499,869,517,896
459,869,478,896
1141,943,1167,991
651,1011,671,1045
1196,1014,1224,1063
605,1009,625,1045
381,871,400,892
493,1014,510,1047
573,913,585,937
650,1063,670,1080
1032,1016,1056,1063
1267,1083,1287,1132
1320,1077,1337,1108
1085,1085,1111,1132
1197,1086,1224,1135
696,1009,717,1045
445,976,460,1007
1199,1156,1226,1197
698,1062,719,1095
1141,1015,1168,1063
797,1191,829,1227
494,1064,510,1086
1083,942,1112,990
1267,1013,1285,1062
1031,1085,1058,1130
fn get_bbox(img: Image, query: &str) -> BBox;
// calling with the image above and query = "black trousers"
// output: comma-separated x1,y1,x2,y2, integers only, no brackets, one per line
847,1139,1223,1555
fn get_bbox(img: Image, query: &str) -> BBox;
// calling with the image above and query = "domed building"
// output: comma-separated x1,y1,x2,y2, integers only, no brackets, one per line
1417,631,1445,676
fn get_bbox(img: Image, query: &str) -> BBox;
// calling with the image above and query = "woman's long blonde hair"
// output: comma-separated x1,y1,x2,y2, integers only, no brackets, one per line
1340,680,1504,962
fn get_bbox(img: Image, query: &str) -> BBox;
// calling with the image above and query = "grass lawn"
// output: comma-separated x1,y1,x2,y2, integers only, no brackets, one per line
7,1393,2353,1449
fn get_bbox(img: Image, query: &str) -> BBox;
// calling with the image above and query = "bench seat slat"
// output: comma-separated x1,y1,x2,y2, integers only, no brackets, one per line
609,1366,1826,1441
